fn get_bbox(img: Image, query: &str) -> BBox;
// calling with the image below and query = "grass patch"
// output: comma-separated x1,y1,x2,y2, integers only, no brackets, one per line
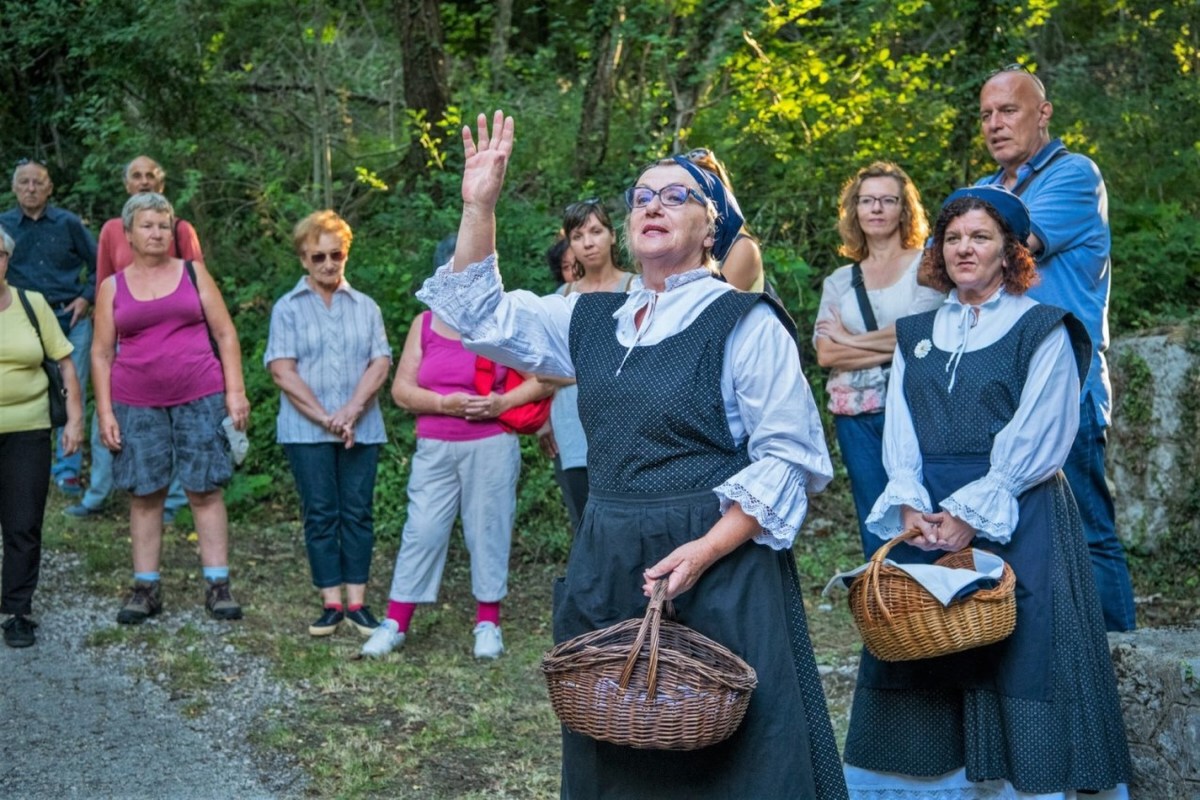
40,459,1196,797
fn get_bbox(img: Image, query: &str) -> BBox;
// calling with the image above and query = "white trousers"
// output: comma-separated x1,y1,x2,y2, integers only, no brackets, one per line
387,434,520,604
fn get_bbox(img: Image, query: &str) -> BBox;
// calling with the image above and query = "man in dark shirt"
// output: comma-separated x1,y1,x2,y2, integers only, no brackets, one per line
0,160,98,494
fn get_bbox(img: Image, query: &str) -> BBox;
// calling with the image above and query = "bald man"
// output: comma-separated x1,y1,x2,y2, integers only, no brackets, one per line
975,66,1135,632
64,156,205,522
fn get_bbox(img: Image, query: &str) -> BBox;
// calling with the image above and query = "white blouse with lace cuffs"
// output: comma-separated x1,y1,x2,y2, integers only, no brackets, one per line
416,255,833,549
864,288,1081,544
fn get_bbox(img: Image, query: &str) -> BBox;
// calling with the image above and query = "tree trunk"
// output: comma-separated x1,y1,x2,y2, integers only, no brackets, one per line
574,0,623,180
667,0,745,151
394,0,449,180
489,0,513,92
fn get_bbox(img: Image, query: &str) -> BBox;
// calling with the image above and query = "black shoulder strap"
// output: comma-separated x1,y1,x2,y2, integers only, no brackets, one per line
850,263,880,332
15,288,49,358
183,260,221,359
1011,148,1071,197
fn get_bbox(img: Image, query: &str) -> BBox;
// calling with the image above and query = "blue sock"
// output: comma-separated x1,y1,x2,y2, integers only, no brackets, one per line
203,566,229,582
134,571,160,583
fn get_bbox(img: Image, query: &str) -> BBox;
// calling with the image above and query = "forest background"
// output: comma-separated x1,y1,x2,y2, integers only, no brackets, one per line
3,1,1198,796
3,0,1198,584
3,0,1197,549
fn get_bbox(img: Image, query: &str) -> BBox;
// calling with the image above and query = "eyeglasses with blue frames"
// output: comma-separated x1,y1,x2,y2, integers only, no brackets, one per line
624,184,706,209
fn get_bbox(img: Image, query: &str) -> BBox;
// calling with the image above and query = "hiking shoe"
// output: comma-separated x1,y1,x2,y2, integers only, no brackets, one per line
63,502,104,519
204,579,243,621
344,606,381,636
2,615,37,648
308,607,344,637
472,621,504,660
117,580,162,625
361,619,405,657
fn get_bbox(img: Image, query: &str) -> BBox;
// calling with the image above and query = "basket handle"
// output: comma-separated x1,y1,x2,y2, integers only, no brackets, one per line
860,528,924,625
617,578,668,697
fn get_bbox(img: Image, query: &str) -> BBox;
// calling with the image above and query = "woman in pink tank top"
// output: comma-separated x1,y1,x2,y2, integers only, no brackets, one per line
359,310,551,660
91,193,250,626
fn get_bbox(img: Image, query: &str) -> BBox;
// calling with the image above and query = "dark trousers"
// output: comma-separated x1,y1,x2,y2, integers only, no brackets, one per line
1065,400,1136,631
833,412,889,558
0,429,52,616
551,456,589,532
284,442,380,588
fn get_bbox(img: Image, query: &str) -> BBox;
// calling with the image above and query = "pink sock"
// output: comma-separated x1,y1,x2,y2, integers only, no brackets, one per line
476,601,501,626
325,602,344,612
387,601,417,633
347,603,363,613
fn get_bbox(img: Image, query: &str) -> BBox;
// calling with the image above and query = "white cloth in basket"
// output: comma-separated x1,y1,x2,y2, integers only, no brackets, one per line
822,549,1006,606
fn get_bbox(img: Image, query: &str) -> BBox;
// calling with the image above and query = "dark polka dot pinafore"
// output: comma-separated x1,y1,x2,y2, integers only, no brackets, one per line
842,304,1132,793
551,288,848,800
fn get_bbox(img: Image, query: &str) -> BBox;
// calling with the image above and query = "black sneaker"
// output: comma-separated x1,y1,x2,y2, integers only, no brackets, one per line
308,607,344,637
117,580,163,625
344,606,380,637
204,579,243,621
2,615,37,648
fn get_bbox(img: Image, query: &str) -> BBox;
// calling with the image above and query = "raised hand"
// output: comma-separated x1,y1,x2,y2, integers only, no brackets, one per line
461,110,514,210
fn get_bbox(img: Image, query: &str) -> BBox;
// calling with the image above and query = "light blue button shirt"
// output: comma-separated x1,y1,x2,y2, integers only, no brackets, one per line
264,277,391,444
977,138,1112,426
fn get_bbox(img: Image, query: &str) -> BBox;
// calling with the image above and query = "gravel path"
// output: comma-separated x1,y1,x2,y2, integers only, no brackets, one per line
0,552,307,799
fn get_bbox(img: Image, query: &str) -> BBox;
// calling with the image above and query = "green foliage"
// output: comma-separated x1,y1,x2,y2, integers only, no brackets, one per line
3,0,1197,555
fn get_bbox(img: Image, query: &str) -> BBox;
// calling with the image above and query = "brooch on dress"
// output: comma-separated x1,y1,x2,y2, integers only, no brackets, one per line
914,339,932,359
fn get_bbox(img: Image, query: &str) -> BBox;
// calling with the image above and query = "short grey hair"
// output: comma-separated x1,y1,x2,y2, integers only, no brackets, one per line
0,224,14,255
122,192,175,231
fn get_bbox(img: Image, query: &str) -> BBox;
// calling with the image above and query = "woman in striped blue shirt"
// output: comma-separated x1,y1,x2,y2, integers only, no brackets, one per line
265,211,392,638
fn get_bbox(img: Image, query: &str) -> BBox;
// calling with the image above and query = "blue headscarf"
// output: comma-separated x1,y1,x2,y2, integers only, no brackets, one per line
670,155,745,263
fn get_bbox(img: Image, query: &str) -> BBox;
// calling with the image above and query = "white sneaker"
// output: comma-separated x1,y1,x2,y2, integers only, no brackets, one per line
472,621,504,659
361,618,405,657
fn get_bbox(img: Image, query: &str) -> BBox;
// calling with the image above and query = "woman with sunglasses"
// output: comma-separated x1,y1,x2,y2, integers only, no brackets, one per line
265,210,392,637
814,162,944,557
684,148,764,292
92,193,249,624
418,112,845,799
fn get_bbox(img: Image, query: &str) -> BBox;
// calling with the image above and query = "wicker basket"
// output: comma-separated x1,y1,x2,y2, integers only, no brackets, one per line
848,528,1017,662
541,579,758,751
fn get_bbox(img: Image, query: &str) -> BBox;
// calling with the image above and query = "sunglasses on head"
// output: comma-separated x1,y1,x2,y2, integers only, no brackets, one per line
565,197,602,214
986,62,1046,92
308,250,346,265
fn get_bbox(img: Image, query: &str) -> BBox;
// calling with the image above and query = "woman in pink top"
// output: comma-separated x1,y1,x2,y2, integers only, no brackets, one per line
92,193,250,626
361,310,550,660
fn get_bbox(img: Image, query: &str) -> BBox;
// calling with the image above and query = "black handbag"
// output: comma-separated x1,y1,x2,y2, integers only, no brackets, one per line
16,288,70,428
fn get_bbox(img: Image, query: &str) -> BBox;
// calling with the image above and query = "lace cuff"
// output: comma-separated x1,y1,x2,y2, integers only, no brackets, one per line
939,473,1019,544
864,476,931,540
715,459,811,550
414,254,503,337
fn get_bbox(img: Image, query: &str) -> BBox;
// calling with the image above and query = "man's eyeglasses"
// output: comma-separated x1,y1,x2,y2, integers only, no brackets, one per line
308,250,346,265
856,195,901,209
986,62,1045,93
989,62,1031,77
624,184,706,209
15,158,47,168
